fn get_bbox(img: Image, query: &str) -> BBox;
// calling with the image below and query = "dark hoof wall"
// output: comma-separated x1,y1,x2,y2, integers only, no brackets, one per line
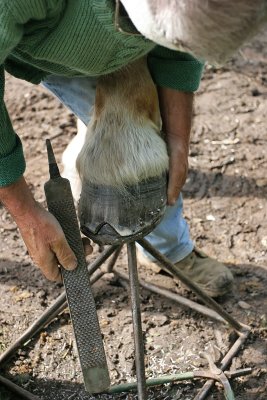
78,174,167,245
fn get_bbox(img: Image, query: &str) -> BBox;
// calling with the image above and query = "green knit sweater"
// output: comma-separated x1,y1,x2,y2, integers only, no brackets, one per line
0,0,204,187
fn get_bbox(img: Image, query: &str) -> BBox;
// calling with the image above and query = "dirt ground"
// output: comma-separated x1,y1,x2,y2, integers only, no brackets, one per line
0,31,267,400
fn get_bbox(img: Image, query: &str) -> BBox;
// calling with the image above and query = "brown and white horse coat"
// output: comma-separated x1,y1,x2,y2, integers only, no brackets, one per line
63,57,168,200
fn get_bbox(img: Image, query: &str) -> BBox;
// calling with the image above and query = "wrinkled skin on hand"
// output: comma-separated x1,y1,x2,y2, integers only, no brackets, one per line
0,177,92,282
17,203,79,282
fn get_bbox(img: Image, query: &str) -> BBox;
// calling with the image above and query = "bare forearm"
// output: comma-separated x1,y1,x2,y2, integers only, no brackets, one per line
158,87,193,144
0,177,37,220
157,87,194,204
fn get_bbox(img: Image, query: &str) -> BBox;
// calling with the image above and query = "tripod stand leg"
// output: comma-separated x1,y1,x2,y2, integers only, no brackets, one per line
127,242,147,400
138,239,248,333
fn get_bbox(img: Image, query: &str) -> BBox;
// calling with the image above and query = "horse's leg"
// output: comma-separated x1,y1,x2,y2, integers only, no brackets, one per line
77,57,169,243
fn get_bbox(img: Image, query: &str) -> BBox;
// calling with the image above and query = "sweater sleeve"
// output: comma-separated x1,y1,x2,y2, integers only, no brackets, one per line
147,46,205,92
0,66,26,186
0,3,26,187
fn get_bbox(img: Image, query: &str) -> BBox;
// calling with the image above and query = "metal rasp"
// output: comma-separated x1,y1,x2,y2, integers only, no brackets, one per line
44,139,110,393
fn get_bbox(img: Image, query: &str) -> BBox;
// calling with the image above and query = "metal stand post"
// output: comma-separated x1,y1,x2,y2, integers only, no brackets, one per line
127,242,147,400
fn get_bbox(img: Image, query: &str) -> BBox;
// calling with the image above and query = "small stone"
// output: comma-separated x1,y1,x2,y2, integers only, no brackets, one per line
36,290,46,299
238,301,251,310
206,214,216,221
100,319,109,328
256,178,267,188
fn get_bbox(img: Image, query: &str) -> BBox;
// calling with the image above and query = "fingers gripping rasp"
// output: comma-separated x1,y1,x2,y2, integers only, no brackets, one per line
44,139,110,393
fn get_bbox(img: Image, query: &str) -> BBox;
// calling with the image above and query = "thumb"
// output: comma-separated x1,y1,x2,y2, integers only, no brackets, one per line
50,237,78,271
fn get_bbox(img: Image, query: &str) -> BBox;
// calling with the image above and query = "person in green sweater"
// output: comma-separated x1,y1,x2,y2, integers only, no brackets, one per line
2,0,264,297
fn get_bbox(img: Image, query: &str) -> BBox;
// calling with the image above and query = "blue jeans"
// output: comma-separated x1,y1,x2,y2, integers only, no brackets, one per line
42,75,194,263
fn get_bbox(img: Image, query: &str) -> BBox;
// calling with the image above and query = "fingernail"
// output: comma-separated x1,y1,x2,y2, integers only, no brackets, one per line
65,259,78,270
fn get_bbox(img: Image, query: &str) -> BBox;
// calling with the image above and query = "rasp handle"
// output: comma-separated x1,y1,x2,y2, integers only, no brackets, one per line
44,140,110,393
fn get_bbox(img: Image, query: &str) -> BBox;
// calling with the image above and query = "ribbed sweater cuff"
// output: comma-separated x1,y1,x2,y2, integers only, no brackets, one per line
148,47,204,92
0,135,26,187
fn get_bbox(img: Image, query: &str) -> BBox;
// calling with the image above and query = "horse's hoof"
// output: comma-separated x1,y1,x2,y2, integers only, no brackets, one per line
78,174,167,245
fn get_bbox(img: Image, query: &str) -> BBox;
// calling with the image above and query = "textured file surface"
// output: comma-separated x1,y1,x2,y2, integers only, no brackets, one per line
45,178,110,393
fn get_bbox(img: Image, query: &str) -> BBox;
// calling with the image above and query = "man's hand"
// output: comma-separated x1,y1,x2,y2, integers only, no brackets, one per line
0,177,92,282
17,204,78,282
157,87,193,205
